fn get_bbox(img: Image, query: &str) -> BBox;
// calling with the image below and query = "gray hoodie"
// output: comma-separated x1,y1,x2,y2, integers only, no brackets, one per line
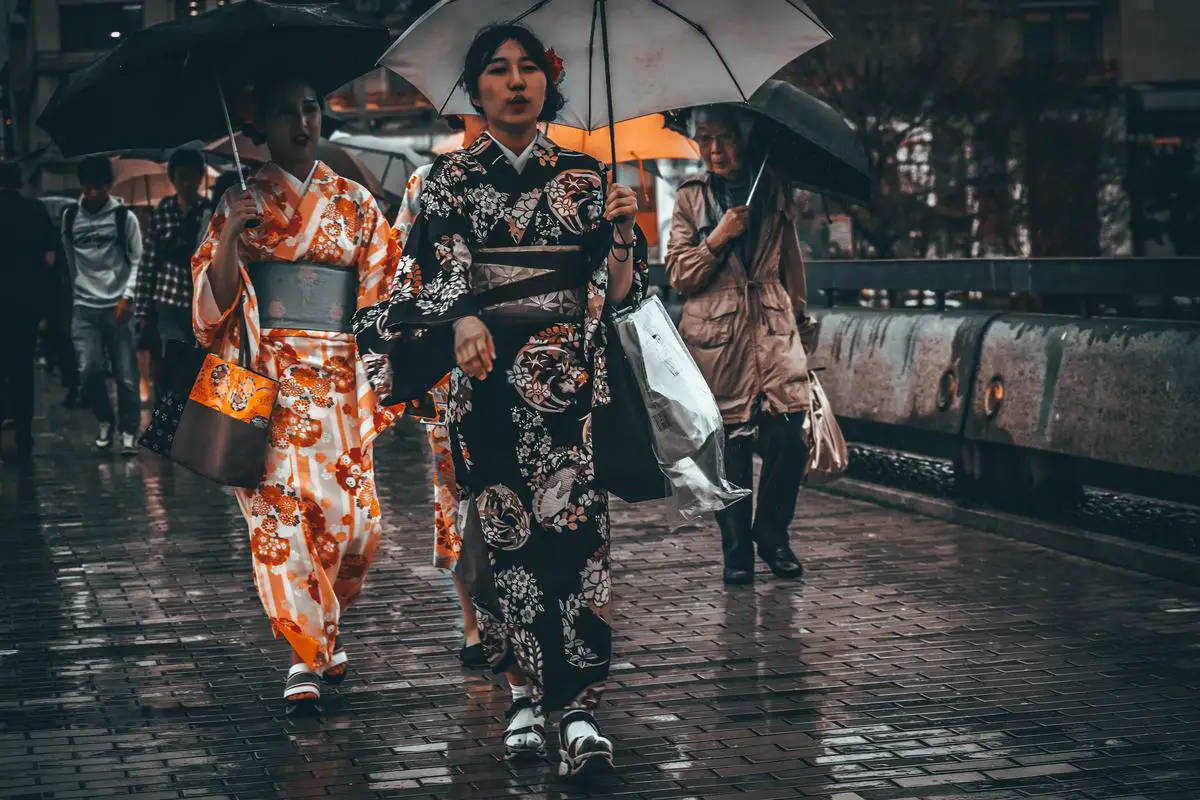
62,196,143,308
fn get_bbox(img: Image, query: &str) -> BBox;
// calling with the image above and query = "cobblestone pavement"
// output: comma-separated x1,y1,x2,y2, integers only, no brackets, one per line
4,381,1200,800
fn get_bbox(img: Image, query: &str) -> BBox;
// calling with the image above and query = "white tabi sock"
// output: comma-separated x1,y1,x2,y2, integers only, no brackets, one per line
564,716,599,744
509,682,531,703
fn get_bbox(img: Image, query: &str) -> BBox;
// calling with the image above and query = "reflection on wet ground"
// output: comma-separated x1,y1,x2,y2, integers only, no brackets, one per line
3,380,1200,799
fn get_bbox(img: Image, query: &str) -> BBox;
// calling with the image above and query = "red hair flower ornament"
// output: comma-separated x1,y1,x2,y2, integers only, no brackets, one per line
545,48,565,85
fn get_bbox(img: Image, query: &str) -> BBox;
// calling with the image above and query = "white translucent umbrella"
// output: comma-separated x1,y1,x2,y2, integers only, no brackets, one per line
328,132,428,197
383,0,831,165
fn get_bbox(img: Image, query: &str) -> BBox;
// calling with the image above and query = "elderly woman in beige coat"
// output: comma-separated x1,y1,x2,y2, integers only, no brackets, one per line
667,105,816,586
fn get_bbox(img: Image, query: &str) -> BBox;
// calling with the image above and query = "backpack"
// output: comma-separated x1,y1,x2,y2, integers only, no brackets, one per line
62,202,132,266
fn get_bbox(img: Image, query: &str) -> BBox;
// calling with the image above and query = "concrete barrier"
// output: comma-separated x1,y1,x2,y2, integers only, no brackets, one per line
965,315,1200,478
808,308,994,438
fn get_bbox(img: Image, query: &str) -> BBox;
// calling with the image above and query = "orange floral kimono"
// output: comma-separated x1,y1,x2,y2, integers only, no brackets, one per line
394,164,461,570
192,161,402,672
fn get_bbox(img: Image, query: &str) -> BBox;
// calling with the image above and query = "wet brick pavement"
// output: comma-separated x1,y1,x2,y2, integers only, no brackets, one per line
4,379,1200,799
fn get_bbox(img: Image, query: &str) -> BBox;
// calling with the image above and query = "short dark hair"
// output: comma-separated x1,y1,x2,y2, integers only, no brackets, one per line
78,155,115,187
168,148,205,176
0,161,21,190
446,115,466,132
461,24,564,123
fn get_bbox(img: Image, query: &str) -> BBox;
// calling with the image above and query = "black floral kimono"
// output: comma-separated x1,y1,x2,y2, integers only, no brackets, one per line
354,132,647,713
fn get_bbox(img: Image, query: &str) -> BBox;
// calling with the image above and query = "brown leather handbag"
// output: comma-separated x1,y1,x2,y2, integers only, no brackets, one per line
139,314,278,488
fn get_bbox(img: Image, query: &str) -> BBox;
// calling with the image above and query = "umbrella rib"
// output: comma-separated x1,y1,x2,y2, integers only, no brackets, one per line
780,0,834,39
648,0,746,101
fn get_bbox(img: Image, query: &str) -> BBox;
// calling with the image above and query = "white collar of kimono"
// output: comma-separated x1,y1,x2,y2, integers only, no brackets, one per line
486,131,538,174
267,161,320,194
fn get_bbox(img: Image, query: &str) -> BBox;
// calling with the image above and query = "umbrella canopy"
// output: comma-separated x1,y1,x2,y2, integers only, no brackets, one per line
327,132,427,197
737,80,871,204
545,114,698,164
110,158,221,207
37,1,389,157
383,0,830,136
205,134,388,200
433,115,698,163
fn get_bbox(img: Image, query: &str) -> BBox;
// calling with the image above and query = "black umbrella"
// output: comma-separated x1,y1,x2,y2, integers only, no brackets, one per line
673,79,872,205
37,0,389,171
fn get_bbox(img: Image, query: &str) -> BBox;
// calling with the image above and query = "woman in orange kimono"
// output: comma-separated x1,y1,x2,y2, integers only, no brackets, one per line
192,73,402,707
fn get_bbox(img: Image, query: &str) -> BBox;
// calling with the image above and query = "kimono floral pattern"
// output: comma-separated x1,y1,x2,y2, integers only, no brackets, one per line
192,161,403,673
354,132,648,714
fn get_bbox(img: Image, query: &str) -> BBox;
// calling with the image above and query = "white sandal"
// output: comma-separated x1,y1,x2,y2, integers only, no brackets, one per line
321,650,349,684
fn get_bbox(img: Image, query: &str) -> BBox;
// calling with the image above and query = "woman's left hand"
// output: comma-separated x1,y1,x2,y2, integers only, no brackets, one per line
605,183,638,243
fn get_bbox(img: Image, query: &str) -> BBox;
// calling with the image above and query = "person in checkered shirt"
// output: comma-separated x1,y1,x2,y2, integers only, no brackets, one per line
133,149,211,352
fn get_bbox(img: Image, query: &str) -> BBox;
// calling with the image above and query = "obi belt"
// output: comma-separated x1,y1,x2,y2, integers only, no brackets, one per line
247,261,357,332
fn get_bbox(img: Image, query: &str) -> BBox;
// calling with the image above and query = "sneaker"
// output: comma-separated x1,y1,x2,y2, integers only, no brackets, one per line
119,433,138,456
95,423,114,450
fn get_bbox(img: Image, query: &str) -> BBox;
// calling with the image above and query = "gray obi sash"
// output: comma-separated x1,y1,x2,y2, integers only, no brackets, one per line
247,261,357,332
472,245,590,321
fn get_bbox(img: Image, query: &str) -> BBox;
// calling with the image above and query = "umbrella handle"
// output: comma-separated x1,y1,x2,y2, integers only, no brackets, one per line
216,80,260,228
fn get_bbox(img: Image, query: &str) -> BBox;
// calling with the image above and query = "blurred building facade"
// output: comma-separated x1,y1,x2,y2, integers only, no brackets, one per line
1,0,1197,255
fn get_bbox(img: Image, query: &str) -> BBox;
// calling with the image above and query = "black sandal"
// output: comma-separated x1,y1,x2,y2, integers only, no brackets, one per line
503,697,546,760
557,709,613,779
284,664,321,706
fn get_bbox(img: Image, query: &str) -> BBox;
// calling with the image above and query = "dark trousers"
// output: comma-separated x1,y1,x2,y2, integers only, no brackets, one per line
71,305,140,435
0,312,39,454
714,413,809,570
44,303,79,391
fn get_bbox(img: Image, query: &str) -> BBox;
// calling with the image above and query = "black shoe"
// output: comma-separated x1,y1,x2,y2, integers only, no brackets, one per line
459,642,488,669
722,567,754,585
760,546,804,579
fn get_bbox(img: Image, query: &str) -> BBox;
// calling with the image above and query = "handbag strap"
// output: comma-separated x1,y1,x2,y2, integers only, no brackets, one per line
236,302,253,371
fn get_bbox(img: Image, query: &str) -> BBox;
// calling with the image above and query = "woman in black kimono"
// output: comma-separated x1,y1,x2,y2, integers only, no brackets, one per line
354,25,646,778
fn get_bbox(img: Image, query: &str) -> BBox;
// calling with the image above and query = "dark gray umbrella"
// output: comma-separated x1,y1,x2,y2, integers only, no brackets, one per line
36,1,386,159
674,79,871,204
740,80,871,204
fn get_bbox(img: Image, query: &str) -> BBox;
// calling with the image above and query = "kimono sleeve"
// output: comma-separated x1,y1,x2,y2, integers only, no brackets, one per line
584,165,649,310
191,190,242,348
355,191,402,311
380,155,479,330
351,155,473,407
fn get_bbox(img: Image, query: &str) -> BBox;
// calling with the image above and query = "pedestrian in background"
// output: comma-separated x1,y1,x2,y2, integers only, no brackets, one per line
667,105,815,586
0,161,59,463
62,156,144,455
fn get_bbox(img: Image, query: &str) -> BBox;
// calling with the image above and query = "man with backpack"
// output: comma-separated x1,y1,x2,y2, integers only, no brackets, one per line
63,156,143,455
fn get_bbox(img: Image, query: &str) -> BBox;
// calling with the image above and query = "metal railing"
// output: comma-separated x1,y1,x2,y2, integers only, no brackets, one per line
650,258,1200,318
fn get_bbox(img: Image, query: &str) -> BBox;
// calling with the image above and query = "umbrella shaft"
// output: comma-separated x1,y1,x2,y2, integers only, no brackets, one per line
746,146,771,206
598,0,626,227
